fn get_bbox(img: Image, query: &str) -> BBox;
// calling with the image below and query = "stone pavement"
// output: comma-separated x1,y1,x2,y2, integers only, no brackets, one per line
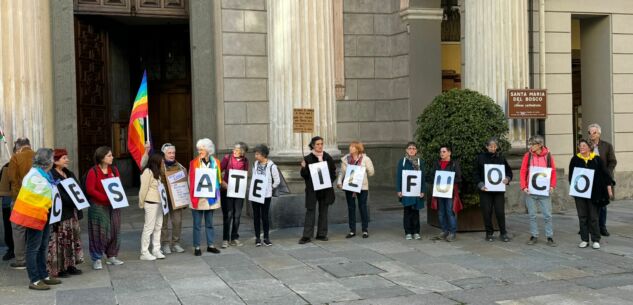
2,189,633,305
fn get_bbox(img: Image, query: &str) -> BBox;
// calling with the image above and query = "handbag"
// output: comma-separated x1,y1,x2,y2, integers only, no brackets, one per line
271,164,290,197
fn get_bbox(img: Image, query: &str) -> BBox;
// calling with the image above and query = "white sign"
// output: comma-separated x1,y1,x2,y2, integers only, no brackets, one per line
249,173,268,204
59,178,90,210
49,187,62,224
342,165,365,193
171,182,191,208
484,164,506,192
227,169,248,199
401,170,422,197
528,167,552,196
101,177,129,209
158,182,170,215
194,168,217,198
309,161,332,191
569,167,595,199
167,170,186,184
433,170,455,199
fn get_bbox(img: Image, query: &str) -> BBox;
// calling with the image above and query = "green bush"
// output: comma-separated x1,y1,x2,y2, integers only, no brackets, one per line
415,89,510,205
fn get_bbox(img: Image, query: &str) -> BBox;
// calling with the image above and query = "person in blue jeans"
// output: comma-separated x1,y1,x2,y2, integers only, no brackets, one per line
430,145,462,242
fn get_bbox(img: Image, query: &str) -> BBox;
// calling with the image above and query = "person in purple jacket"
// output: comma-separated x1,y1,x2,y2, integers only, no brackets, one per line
220,142,249,248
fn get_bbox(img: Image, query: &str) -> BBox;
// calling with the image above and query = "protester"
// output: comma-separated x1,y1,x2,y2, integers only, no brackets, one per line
0,146,15,261
10,148,62,290
8,137,35,269
337,141,375,239
520,135,557,247
159,143,187,254
138,153,166,260
219,142,249,248
47,149,84,277
298,136,336,244
474,138,512,242
86,146,124,269
395,142,425,240
188,138,221,256
569,139,615,250
587,123,617,237
250,144,280,246
430,145,462,242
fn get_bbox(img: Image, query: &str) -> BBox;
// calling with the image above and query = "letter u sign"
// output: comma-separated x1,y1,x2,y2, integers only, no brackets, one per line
432,170,455,198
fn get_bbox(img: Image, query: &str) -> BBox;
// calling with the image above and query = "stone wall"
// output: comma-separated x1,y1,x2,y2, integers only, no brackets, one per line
220,0,269,149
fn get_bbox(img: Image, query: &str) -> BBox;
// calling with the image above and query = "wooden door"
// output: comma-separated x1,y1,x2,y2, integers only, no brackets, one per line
75,17,111,174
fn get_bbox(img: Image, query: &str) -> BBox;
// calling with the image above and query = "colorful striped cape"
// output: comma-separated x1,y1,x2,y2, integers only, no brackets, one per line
188,156,222,209
10,168,53,230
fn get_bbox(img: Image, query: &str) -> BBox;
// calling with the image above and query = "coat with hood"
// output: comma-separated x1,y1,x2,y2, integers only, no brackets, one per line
519,146,557,191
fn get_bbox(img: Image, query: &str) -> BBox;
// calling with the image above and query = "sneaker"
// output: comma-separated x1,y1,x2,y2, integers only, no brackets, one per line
221,240,229,248
106,257,124,265
10,262,26,270
526,236,538,245
93,260,103,270
432,232,448,241
172,244,185,253
446,233,456,242
2,251,15,261
255,239,262,247
161,245,172,255
592,242,601,249
500,234,510,242
578,241,589,248
345,232,356,239
207,246,220,254
485,235,494,242
67,266,83,275
152,250,165,259
362,232,369,239
413,233,421,240
298,237,311,244
140,253,157,260
315,236,329,241
194,248,202,256
405,234,413,240
43,277,62,285
263,239,272,246
28,280,50,291
547,238,557,247
229,240,243,247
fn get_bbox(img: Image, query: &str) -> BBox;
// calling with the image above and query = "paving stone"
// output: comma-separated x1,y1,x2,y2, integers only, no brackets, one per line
202,252,255,268
245,294,308,305
352,285,414,299
319,261,386,278
111,273,170,294
289,281,362,304
496,291,633,305
382,272,461,294
179,293,245,305
231,279,297,301
573,272,633,289
414,243,470,257
332,248,393,263
359,241,416,255
286,246,336,260
157,256,215,280
251,255,304,270
449,276,505,290
115,288,180,305
337,275,396,290
169,275,230,295
535,266,591,280
56,287,116,305
215,264,274,282
334,293,460,305
107,261,162,280
414,263,484,281
443,280,585,304
268,265,334,284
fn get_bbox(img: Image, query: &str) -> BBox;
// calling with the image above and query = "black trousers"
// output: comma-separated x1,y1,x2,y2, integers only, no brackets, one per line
575,197,600,242
403,205,420,235
479,192,507,235
2,207,14,253
252,198,271,240
303,196,329,238
221,192,244,241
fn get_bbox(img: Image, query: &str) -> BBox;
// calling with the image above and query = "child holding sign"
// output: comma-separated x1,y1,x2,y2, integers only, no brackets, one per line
520,135,557,247
138,153,166,261
188,138,222,256
568,139,614,250
395,142,426,240
250,145,280,246
337,141,374,239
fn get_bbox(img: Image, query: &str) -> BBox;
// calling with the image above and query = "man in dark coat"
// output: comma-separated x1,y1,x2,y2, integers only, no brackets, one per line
588,123,617,236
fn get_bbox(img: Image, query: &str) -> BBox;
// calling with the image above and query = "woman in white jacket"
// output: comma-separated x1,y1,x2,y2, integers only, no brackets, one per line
250,144,280,247
138,153,166,261
337,141,375,238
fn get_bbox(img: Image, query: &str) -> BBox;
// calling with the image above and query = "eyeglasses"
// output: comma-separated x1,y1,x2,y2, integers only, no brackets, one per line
588,131,598,135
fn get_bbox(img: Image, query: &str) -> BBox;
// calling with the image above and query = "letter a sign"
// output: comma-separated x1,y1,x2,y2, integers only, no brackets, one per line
569,167,594,199
309,161,332,191
528,167,551,196
433,170,455,198
194,168,217,198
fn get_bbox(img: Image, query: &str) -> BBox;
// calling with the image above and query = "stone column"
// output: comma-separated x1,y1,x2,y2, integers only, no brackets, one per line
267,0,339,156
462,0,529,146
0,0,53,164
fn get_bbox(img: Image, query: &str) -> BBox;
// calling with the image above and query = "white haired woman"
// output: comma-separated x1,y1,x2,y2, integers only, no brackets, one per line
188,138,222,256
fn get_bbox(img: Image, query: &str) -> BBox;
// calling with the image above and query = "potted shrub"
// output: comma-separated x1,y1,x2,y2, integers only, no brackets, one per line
415,89,510,231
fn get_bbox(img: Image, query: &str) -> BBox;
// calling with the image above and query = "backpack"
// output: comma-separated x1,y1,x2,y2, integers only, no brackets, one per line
527,152,552,168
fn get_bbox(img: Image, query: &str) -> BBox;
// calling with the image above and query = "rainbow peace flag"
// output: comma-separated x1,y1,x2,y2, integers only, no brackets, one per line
128,71,151,169
10,168,53,230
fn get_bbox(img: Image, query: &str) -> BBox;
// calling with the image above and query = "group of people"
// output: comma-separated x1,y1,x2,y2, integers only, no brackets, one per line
0,123,617,290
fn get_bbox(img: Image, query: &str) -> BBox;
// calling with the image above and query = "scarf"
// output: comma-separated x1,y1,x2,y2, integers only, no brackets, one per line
164,159,176,167
10,168,54,230
312,150,324,162
348,154,363,166
190,156,221,207
577,152,595,165
404,154,420,170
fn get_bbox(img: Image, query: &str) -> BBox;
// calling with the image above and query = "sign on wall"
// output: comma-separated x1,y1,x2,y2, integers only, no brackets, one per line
507,89,547,119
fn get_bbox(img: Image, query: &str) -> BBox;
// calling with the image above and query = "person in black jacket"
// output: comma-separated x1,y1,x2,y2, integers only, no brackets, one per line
568,139,614,250
474,138,512,242
47,148,84,278
298,136,336,244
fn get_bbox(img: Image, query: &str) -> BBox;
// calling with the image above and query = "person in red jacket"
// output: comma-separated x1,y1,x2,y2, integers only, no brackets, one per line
519,135,557,247
86,146,123,270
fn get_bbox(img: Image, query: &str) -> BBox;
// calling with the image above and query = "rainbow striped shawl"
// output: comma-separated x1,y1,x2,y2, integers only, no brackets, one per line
188,156,222,209
10,168,53,230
